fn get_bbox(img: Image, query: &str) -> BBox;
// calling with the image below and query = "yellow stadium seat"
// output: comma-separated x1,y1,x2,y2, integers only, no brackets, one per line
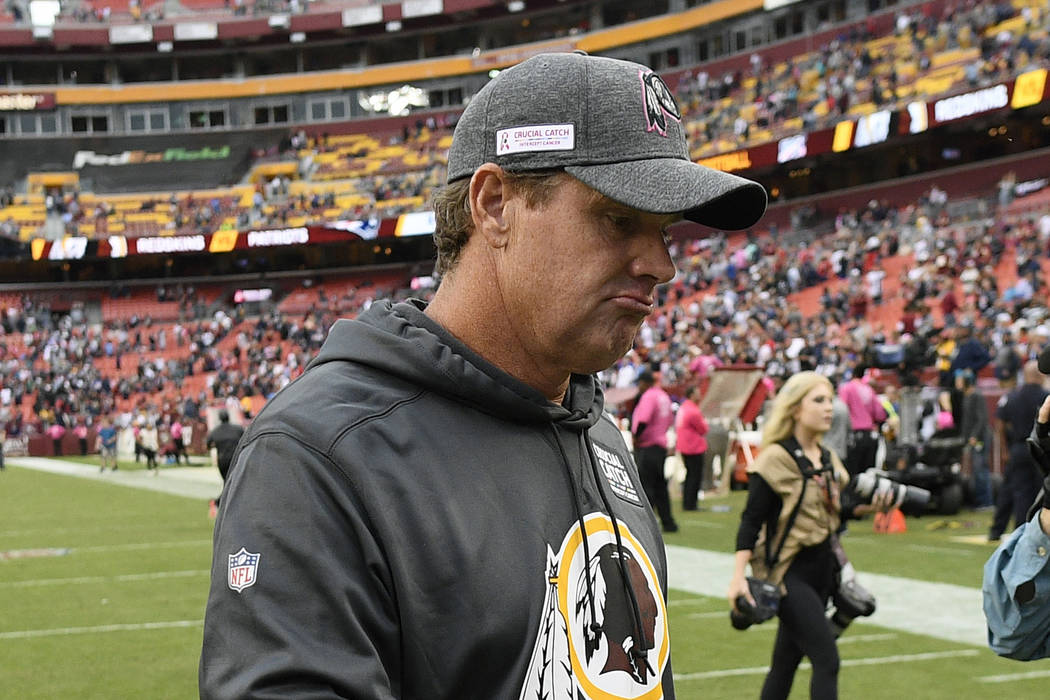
931,47,980,68
748,128,772,144
799,69,820,92
985,15,1029,37
866,34,899,52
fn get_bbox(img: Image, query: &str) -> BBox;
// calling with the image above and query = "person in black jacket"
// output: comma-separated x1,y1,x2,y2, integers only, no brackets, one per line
200,51,766,699
990,361,1049,541
206,409,244,483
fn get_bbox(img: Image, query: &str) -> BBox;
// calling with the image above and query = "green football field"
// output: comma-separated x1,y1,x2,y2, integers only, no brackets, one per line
2,464,1047,699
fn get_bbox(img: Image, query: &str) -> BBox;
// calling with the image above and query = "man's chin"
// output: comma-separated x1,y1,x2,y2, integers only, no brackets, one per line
574,340,637,375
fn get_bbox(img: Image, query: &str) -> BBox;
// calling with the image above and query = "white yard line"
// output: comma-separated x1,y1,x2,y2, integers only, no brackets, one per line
75,540,213,553
7,459,992,652
674,649,979,681
1,569,209,588
835,633,899,645
905,544,976,556
978,669,1050,683
8,457,222,500
666,545,988,647
0,620,203,640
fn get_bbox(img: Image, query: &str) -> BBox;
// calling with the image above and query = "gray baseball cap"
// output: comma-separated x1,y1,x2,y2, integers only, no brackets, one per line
447,51,767,231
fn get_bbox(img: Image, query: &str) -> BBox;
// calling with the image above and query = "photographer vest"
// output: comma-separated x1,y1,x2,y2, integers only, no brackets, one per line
747,440,850,585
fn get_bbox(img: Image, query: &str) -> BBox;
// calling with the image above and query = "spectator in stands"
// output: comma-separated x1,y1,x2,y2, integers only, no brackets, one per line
200,51,765,698
995,329,1022,384
935,327,958,388
950,321,992,376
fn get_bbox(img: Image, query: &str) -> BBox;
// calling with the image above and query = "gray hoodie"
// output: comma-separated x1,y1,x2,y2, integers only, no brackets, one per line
199,300,674,699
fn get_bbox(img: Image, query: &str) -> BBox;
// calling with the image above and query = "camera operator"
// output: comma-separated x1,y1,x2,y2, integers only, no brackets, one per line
983,393,1050,660
729,372,892,699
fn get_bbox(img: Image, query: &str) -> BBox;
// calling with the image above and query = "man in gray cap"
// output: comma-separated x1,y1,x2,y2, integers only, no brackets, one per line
201,51,765,698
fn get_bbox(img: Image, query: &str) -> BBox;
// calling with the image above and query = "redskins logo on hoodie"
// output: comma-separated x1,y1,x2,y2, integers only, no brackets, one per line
518,513,670,700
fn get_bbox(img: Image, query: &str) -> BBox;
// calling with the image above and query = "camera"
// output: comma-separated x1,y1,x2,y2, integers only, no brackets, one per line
852,468,930,512
730,577,781,630
827,577,877,638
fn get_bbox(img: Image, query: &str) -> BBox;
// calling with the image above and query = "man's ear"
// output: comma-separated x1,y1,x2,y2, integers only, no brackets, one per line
469,164,511,249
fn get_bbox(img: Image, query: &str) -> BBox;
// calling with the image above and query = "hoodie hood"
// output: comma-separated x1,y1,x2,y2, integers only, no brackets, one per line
308,299,604,432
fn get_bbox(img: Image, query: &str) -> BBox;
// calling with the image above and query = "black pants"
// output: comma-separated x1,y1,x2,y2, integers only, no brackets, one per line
991,444,1043,538
681,451,706,510
172,437,187,464
762,540,839,700
636,445,676,530
845,431,878,477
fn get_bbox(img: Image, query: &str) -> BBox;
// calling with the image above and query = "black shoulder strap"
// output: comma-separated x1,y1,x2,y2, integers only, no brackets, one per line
765,437,816,570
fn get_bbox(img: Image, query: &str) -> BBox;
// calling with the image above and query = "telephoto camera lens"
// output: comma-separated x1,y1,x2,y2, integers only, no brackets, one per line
852,469,931,511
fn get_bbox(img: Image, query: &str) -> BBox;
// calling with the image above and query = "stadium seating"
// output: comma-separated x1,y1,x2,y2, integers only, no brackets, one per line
3,0,1043,242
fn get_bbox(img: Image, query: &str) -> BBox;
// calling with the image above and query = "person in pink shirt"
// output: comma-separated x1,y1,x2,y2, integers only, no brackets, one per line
837,364,887,476
676,384,710,510
632,370,678,532
73,420,89,456
47,422,66,457
170,417,188,465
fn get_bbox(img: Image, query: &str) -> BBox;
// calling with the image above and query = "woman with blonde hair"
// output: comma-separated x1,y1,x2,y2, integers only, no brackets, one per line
728,371,888,700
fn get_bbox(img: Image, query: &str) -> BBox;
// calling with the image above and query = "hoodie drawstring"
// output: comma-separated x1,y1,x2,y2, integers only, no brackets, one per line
584,436,655,679
550,422,656,681
552,427,604,650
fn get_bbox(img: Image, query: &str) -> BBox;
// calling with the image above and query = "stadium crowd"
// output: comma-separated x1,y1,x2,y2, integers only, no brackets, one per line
601,186,1050,398
3,1,1048,242
4,175,1050,472
3,2,1050,477
677,0,1050,158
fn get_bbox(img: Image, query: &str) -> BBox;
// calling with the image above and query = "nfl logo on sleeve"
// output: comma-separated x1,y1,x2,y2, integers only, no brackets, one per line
227,547,260,592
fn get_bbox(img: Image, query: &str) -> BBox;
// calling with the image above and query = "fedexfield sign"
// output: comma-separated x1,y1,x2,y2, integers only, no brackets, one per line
72,146,231,168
